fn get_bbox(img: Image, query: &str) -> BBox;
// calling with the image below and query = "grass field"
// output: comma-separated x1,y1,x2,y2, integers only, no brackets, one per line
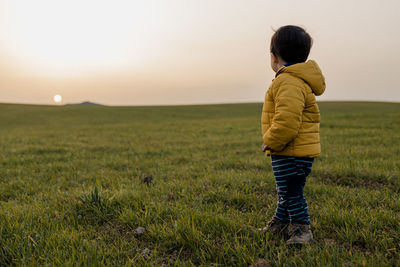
0,101,399,266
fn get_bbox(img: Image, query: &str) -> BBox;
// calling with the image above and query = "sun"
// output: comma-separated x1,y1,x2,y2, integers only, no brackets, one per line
53,94,62,103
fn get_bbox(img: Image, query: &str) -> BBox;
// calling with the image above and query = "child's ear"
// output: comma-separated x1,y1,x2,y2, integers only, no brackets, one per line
270,52,279,63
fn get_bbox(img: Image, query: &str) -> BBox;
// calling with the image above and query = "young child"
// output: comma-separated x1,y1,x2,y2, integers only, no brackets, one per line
260,25,326,244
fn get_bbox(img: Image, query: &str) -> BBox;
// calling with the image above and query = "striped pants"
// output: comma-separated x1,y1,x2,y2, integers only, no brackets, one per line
271,155,314,224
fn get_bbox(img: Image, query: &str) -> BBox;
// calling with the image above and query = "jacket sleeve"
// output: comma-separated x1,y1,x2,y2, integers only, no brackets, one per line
262,81,305,152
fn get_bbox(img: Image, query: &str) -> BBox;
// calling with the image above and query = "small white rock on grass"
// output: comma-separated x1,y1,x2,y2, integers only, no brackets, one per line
133,226,146,235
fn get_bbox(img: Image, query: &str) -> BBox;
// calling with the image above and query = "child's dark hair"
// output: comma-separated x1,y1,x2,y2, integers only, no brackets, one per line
270,25,313,63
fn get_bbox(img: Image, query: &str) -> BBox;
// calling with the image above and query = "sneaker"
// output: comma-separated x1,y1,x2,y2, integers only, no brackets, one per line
258,217,289,236
286,223,313,245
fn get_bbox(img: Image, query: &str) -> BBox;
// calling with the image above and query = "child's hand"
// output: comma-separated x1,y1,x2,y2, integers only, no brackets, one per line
262,143,274,152
262,143,268,152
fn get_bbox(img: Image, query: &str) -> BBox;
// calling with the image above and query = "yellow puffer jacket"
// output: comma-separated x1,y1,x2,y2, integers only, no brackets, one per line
261,60,326,157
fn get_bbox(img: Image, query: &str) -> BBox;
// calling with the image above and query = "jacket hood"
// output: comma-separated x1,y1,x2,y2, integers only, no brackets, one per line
276,60,326,96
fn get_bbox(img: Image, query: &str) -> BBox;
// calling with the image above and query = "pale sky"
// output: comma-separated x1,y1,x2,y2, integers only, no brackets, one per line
1,0,399,105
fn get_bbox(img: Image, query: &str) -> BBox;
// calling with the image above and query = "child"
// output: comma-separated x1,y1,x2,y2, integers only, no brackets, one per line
259,25,325,244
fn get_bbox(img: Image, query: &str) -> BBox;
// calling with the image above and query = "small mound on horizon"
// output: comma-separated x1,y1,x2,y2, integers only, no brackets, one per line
69,101,102,106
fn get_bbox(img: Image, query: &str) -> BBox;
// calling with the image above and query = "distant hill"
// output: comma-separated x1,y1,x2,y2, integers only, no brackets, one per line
69,101,102,106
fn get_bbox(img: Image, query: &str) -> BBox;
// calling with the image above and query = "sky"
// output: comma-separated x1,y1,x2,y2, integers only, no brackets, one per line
0,0,399,105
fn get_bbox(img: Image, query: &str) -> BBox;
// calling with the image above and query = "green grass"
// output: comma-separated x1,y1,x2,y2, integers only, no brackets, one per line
0,101,399,266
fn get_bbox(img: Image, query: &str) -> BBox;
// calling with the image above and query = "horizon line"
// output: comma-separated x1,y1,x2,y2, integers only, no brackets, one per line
1,99,400,108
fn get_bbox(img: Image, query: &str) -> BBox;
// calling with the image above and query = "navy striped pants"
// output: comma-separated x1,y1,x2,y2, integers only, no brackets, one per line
271,155,314,224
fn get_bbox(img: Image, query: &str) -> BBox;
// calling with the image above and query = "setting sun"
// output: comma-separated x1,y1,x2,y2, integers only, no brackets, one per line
53,94,62,103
